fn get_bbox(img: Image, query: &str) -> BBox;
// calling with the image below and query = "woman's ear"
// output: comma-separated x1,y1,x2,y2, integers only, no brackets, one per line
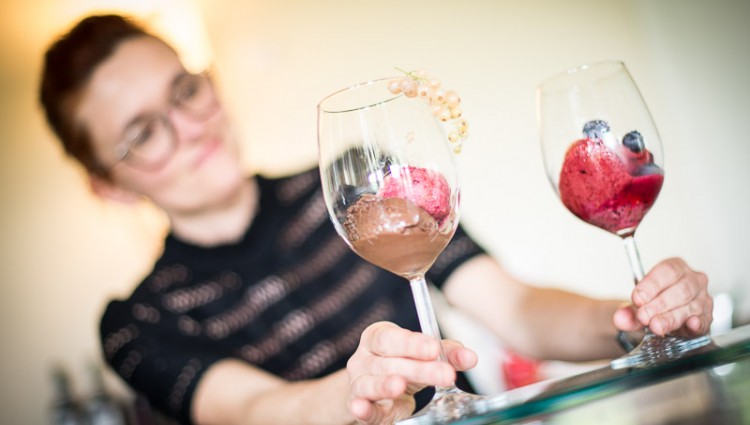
89,174,140,204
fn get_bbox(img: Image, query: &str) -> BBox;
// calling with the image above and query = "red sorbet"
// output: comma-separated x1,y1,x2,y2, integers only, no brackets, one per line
559,138,663,235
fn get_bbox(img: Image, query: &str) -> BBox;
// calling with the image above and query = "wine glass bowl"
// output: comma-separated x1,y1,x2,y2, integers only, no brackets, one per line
318,77,484,423
538,62,665,238
536,61,711,368
319,79,460,277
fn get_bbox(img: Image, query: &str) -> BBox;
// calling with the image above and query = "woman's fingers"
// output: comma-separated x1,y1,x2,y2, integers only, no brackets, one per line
614,258,712,339
362,322,441,359
347,321,478,424
442,339,478,372
629,258,712,336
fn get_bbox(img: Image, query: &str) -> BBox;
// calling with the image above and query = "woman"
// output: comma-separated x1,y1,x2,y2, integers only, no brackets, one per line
40,14,712,425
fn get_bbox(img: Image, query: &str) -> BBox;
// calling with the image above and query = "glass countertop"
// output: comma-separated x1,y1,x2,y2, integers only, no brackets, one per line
454,324,750,424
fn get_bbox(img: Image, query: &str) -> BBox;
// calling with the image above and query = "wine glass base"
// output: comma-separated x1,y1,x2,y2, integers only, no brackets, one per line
611,332,712,369
396,387,488,424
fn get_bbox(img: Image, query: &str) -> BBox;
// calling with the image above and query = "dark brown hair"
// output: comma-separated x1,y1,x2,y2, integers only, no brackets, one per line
39,14,156,176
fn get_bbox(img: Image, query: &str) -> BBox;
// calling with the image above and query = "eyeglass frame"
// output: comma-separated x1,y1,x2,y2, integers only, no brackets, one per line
101,69,219,173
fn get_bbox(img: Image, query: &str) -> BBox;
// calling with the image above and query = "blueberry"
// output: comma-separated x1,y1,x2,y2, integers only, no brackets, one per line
622,131,645,153
632,162,661,176
582,120,611,140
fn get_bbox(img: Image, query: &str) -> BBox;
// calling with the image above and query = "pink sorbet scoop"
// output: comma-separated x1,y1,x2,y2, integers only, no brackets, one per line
377,166,451,224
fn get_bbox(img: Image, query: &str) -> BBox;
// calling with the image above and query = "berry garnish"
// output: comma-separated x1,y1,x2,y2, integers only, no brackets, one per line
388,68,468,154
582,119,611,140
622,130,645,153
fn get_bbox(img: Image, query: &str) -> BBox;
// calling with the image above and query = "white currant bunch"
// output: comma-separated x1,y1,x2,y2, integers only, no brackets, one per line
387,68,468,153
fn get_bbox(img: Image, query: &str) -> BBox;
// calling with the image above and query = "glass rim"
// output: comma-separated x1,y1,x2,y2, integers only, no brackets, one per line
538,60,627,89
317,76,405,114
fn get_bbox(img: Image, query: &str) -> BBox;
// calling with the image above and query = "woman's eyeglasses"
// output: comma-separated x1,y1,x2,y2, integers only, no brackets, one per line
109,71,218,171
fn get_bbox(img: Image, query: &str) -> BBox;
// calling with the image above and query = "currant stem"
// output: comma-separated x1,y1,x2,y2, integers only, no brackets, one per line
395,66,426,83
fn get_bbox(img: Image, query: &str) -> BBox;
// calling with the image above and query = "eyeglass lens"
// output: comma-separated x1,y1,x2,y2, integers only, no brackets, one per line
118,73,216,169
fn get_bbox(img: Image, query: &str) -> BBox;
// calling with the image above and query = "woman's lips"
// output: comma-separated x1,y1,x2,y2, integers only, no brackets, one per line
193,138,222,168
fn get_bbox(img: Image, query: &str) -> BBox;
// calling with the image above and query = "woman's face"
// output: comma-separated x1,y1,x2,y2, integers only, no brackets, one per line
77,36,245,215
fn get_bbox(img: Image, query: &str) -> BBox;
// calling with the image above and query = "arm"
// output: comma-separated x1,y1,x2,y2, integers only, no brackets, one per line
340,256,712,424
442,255,712,362
192,359,353,425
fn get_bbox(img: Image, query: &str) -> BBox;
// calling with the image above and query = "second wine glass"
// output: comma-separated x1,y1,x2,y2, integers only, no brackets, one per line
537,61,711,369
318,77,485,423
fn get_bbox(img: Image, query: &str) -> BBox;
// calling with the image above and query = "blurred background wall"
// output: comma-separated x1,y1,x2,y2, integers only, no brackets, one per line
1,0,748,423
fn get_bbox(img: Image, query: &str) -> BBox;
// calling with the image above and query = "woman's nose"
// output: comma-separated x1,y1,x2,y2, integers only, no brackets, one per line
169,109,208,144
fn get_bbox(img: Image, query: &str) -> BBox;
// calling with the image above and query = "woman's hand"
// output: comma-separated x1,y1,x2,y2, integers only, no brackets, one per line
346,321,477,424
613,257,712,337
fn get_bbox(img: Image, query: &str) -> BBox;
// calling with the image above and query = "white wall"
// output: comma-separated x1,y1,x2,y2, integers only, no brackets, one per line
202,0,750,298
1,0,748,423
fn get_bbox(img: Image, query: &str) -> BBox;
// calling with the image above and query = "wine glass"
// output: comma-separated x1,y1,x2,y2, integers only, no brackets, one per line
318,77,484,423
536,61,711,369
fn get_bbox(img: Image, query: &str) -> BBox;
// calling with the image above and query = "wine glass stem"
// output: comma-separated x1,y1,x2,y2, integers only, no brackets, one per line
409,275,454,394
622,235,645,283
622,235,654,336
